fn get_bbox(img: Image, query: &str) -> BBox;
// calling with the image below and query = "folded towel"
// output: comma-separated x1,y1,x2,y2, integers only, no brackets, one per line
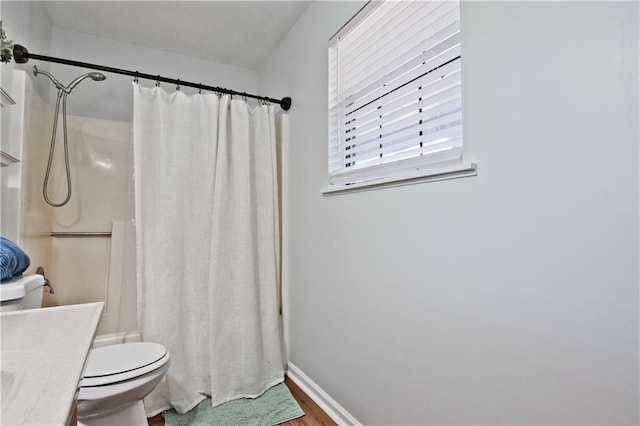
0,237,30,281
0,245,17,281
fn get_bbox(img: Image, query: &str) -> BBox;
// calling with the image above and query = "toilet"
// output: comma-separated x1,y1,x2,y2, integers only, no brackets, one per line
0,274,170,426
77,342,171,426
0,274,46,311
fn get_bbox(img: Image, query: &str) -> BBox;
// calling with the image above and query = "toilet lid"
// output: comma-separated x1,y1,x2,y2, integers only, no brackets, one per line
0,274,45,302
84,342,167,378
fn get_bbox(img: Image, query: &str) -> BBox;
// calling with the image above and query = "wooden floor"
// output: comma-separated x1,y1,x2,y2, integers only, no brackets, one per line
280,376,336,426
147,375,335,426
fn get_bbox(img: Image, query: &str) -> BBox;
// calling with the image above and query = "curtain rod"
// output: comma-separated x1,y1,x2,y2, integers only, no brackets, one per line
12,44,292,111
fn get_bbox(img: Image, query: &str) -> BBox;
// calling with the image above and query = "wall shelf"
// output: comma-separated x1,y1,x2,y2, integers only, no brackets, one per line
0,87,16,107
0,150,20,167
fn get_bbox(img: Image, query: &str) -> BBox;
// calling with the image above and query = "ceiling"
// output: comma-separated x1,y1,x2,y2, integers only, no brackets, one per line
41,1,311,69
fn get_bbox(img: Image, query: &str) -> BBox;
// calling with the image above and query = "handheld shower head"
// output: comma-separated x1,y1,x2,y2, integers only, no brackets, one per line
66,72,107,93
89,72,107,81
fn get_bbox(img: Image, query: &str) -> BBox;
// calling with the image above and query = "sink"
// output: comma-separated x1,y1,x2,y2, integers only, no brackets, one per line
1,350,52,424
0,303,103,425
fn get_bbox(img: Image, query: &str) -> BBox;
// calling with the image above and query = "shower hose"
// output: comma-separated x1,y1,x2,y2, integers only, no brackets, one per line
43,89,73,207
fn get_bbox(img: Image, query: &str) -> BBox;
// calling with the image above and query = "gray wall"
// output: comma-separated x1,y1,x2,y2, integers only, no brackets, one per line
49,27,258,122
2,1,52,99
258,1,639,424
2,3,259,123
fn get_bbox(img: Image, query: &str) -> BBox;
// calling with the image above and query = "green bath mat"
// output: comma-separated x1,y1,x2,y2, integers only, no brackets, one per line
164,382,304,426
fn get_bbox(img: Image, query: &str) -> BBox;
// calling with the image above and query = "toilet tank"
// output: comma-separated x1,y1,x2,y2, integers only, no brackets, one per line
0,274,46,311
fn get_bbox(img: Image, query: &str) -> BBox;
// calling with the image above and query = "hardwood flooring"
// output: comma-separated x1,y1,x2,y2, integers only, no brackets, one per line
147,375,336,426
280,376,336,426
148,411,164,426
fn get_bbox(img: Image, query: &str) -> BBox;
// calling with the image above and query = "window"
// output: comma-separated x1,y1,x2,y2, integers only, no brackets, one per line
328,0,473,191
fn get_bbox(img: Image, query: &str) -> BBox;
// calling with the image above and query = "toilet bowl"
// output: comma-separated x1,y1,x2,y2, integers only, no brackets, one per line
77,342,170,426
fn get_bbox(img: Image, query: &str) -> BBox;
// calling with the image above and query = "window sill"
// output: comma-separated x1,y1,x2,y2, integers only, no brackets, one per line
322,162,477,196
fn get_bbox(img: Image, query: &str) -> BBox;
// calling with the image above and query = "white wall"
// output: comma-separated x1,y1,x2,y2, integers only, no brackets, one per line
258,1,639,424
49,28,258,122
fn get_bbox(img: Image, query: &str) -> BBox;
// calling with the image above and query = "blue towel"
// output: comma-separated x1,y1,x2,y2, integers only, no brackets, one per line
0,237,30,281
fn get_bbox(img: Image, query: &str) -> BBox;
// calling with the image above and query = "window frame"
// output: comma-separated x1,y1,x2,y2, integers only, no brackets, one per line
325,0,476,195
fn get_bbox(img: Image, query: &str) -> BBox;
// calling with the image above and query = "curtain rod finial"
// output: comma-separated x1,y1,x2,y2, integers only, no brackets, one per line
281,97,292,111
13,45,30,64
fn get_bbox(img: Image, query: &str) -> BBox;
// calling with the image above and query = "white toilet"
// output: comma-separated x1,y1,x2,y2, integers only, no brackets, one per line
0,274,46,311
77,342,170,426
0,273,170,426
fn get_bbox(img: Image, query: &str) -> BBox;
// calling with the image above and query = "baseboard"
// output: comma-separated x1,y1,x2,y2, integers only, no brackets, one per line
287,362,360,426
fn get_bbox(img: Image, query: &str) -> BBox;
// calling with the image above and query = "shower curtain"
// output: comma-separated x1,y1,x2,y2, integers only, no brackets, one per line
132,84,284,415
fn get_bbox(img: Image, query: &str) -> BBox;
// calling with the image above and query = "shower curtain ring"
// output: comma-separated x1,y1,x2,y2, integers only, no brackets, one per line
198,85,202,95
155,76,160,87
176,80,181,92
134,72,139,84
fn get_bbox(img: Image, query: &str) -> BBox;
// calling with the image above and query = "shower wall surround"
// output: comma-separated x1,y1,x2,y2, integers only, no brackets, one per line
1,70,54,276
45,114,137,336
10,78,136,337
21,75,54,287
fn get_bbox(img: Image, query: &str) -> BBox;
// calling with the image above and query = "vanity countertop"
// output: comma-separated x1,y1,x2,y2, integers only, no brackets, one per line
1,302,104,425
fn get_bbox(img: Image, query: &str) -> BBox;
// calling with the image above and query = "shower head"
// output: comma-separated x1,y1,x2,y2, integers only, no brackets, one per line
66,72,107,93
33,65,106,94
89,73,107,81
33,66,65,91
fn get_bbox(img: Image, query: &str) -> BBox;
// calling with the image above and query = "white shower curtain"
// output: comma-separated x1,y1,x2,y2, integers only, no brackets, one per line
132,84,284,415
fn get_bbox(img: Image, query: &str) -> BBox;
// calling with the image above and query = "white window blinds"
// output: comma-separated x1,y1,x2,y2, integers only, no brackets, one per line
328,0,463,187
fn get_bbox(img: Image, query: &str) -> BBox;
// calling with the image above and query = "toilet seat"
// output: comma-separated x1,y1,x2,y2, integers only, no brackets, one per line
81,342,169,387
